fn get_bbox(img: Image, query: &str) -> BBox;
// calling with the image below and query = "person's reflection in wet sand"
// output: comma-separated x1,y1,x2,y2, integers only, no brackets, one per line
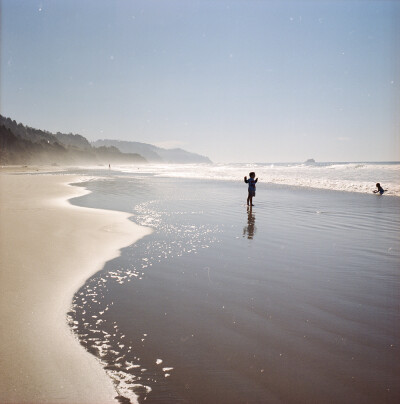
243,206,256,239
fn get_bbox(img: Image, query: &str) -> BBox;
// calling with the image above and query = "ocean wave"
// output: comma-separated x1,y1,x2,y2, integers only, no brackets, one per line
113,162,400,197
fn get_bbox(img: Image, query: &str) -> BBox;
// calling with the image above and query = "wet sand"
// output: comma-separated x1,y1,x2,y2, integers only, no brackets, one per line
0,171,151,403
67,173,400,404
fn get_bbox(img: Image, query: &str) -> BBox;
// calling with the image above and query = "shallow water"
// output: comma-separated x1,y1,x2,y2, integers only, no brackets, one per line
68,171,400,403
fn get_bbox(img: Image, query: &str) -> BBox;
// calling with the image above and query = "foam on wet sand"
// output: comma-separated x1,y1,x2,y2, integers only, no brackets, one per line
0,171,151,403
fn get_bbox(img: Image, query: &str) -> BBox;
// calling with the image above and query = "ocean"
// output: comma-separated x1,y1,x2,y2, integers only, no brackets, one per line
115,161,400,196
67,162,400,403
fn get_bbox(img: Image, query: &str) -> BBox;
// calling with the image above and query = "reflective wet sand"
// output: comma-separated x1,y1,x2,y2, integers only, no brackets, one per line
70,173,400,403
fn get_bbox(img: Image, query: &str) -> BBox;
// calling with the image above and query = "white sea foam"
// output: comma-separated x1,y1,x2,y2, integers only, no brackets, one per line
115,162,400,196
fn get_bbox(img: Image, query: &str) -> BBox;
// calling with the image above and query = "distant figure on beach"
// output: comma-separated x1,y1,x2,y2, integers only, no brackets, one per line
373,183,387,195
109,164,111,169
244,172,258,206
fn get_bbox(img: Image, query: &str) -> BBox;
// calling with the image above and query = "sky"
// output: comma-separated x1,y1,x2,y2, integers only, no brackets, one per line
1,0,399,163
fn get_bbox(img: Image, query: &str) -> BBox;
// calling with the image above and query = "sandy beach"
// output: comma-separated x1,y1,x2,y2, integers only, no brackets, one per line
0,169,151,403
1,167,399,404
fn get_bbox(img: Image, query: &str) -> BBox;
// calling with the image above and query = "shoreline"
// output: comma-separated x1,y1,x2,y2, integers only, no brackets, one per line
0,170,151,403
2,163,398,197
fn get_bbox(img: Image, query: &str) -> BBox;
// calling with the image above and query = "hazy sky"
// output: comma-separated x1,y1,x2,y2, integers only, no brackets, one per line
1,0,399,163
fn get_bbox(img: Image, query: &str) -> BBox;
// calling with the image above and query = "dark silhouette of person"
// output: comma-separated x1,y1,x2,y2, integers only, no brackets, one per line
373,183,387,195
244,172,258,206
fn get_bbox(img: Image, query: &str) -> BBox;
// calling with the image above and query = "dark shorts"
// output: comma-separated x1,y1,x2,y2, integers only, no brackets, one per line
248,189,255,197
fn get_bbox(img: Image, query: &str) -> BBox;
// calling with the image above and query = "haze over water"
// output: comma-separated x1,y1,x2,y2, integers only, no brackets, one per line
68,166,400,403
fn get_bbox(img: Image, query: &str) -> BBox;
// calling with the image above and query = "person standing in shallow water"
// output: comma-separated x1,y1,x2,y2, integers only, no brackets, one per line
244,172,258,206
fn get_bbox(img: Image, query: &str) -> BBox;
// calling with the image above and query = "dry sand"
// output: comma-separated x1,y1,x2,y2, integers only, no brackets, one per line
0,170,151,403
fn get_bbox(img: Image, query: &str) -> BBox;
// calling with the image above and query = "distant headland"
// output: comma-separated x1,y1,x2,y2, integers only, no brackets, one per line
0,115,212,165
